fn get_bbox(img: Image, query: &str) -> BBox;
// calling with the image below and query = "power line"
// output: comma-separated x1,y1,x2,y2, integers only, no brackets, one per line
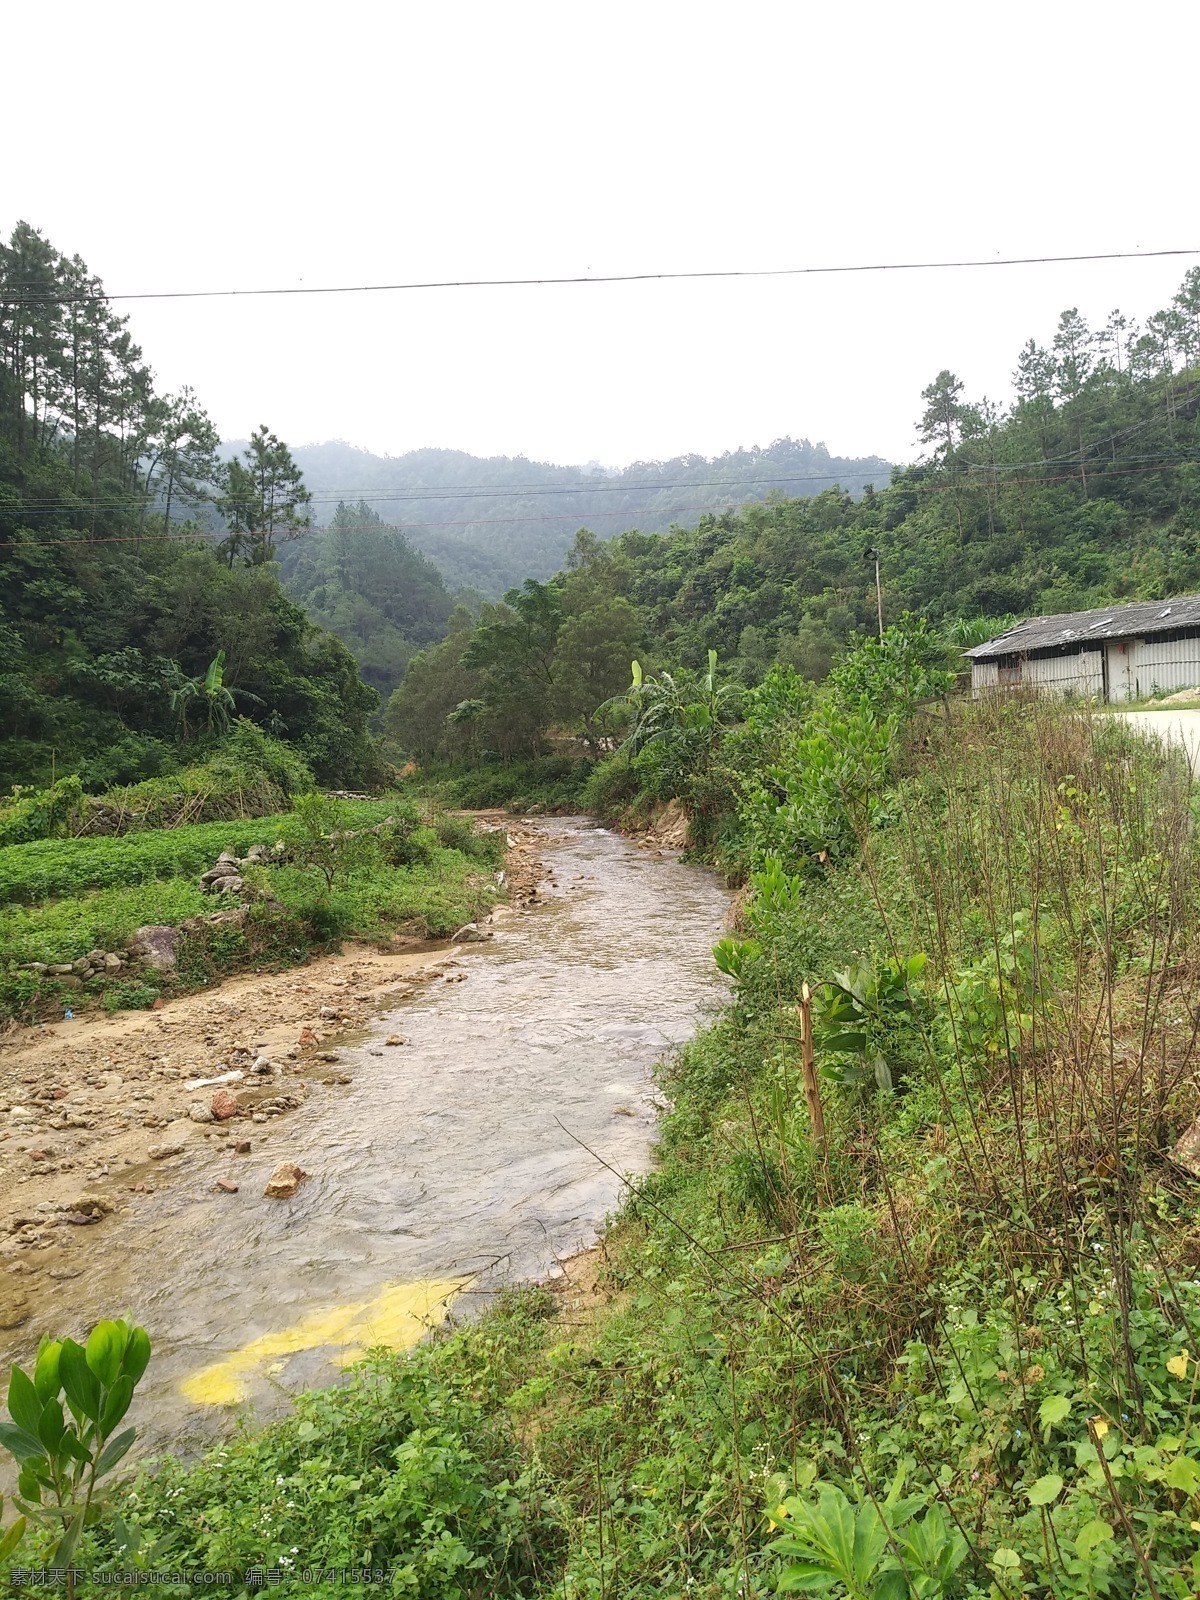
6,247,1199,305
4,458,1196,548
12,447,1200,519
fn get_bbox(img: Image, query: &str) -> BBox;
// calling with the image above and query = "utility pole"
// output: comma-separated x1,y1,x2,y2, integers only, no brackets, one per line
865,547,884,636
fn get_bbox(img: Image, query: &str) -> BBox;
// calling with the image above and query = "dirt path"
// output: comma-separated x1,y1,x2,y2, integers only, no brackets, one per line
0,819,548,1326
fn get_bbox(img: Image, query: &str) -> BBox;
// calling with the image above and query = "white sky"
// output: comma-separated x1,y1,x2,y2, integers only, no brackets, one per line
6,0,1197,470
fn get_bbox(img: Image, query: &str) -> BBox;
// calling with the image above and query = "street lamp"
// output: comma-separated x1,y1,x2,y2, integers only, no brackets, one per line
864,548,884,637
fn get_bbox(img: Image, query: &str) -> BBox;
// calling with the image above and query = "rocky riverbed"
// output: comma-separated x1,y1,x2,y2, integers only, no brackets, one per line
0,817,549,1324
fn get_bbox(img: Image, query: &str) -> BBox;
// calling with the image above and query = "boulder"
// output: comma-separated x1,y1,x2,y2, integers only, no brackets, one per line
215,1177,239,1194
206,874,244,896
147,1141,185,1160
451,922,492,943
130,925,180,971
188,1102,215,1123
263,1161,308,1199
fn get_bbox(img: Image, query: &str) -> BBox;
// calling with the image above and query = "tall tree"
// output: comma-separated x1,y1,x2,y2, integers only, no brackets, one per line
142,387,221,529
217,426,312,564
1053,309,1096,495
917,370,968,461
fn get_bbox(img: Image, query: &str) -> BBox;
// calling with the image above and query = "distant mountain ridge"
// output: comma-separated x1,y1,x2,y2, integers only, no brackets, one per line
231,437,893,595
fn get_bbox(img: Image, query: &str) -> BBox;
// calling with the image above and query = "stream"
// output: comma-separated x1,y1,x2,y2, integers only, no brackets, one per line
1,819,730,1461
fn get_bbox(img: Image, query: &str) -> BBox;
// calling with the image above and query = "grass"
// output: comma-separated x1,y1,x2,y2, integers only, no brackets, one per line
0,797,501,1024
11,695,1200,1595
0,800,399,905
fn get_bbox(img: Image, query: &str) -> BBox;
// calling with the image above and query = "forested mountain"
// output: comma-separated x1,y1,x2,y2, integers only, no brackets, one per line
263,436,894,595
0,222,383,790
387,270,1200,761
280,501,455,700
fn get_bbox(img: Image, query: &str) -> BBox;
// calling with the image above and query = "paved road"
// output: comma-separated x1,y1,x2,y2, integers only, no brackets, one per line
1107,709,1200,773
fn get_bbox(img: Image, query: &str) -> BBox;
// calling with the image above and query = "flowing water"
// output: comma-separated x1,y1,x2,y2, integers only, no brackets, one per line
1,820,729,1460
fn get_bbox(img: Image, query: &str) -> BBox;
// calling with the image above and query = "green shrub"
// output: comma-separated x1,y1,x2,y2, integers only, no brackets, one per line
436,757,591,812
0,723,315,845
579,752,638,818
101,981,160,1014
0,776,86,848
434,811,503,864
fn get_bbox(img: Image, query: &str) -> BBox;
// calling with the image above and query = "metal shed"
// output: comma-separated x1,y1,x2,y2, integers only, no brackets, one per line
966,596,1200,703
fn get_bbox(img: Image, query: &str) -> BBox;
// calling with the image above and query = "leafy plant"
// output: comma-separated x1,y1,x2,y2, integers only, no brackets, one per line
283,792,380,894
828,614,957,715
744,701,897,868
945,909,1037,1066
713,935,762,981
815,952,927,1091
1,1319,151,1590
770,1470,968,1597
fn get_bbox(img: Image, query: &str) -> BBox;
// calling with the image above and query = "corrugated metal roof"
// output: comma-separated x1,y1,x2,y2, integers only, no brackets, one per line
965,595,1200,660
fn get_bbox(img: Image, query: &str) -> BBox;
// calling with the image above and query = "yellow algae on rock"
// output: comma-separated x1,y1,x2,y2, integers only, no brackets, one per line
179,1277,468,1405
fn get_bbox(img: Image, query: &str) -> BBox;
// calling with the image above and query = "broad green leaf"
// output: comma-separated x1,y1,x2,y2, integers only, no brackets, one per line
1027,1473,1064,1506
101,1375,133,1435
53,1507,86,1568
874,1570,908,1600
1162,1453,1200,1493
33,1341,62,1405
17,1467,43,1503
820,1030,868,1053
59,1339,101,1422
851,1501,889,1587
1038,1393,1072,1429
96,1426,137,1476
122,1326,151,1386
0,1516,26,1562
57,1429,91,1466
776,1558,839,1592
7,1367,42,1436
86,1321,126,1388
36,1399,65,1454
1075,1518,1113,1558
0,1420,48,1464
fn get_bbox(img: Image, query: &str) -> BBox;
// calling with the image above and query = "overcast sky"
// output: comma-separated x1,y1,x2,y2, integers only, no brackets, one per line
6,0,1196,471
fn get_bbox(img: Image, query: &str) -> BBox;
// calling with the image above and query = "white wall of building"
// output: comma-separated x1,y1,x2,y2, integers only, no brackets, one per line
972,634,1200,701
1126,635,1200,698
972,649,1103,697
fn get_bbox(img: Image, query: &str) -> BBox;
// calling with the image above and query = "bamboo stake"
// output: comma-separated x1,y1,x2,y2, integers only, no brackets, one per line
799,982,826,1149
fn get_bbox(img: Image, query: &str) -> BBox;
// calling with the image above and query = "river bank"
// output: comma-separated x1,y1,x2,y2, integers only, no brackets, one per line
0,818,730,1470
0,818,548,1323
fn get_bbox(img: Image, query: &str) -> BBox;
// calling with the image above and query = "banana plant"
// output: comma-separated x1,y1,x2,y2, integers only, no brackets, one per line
200,650,236,734
164,651,238,740
1,1319,152,1585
